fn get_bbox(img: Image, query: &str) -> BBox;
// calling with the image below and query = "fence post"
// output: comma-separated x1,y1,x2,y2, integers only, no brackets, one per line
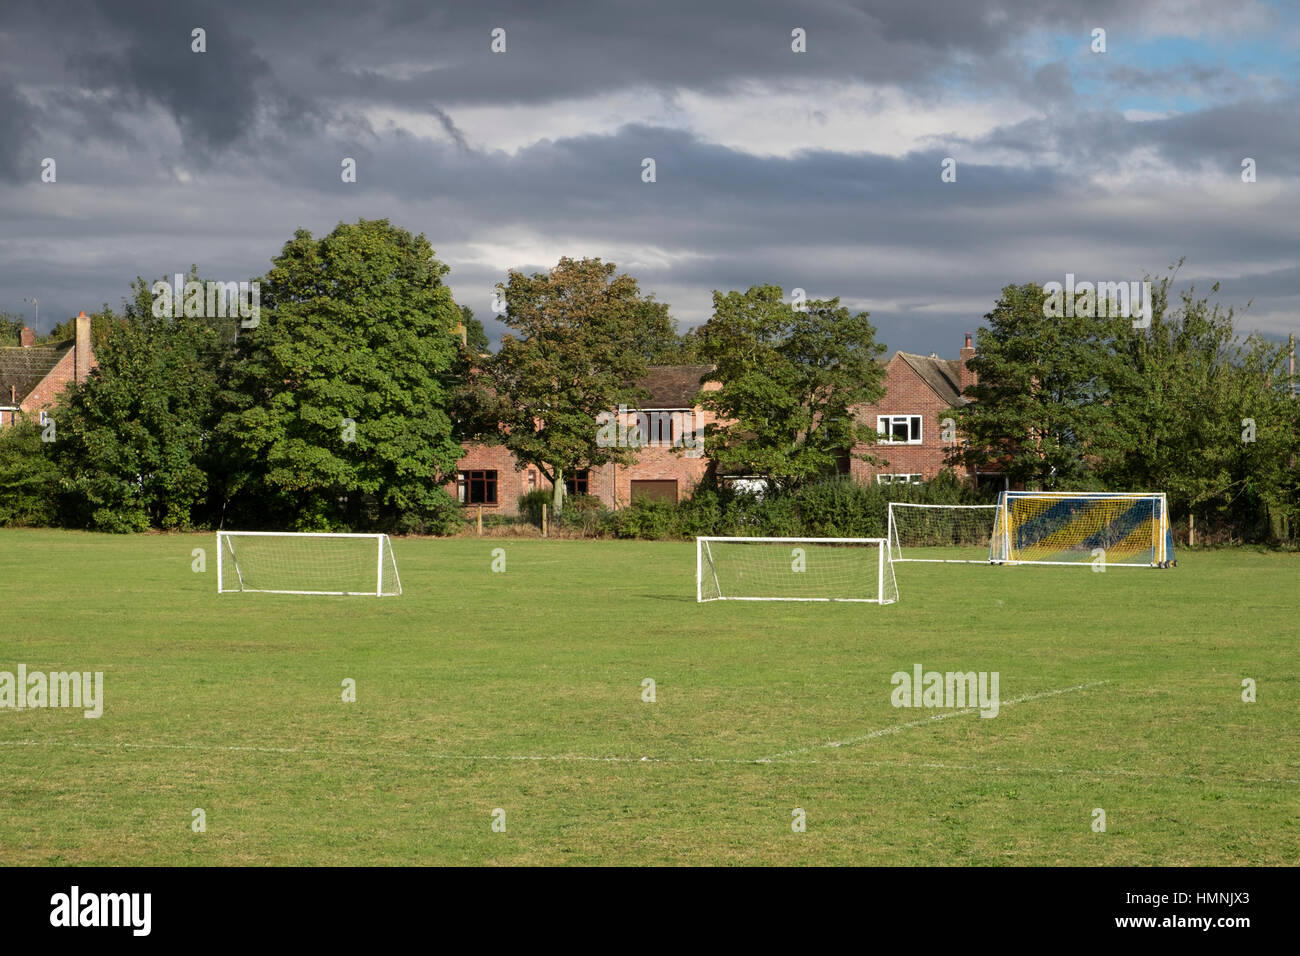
542,504,548,538
477,505,482,536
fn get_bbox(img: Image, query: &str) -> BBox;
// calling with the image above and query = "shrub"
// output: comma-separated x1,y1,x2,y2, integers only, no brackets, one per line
797,478,886,537
519,488,553,526
612,496,677,539
0,422,59,527
560,493,608,537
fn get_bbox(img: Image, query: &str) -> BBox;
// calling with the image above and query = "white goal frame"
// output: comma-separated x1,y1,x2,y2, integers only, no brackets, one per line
887,502,1000,563
217,531,402,596
696,536,896,604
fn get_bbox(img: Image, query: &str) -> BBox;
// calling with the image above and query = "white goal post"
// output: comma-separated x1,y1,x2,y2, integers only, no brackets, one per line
696,536,898,604
990,491,1176,568
217,531,402,596
887,502,1000,563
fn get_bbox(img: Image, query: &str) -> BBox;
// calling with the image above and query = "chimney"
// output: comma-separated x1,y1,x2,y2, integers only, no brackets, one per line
74,311,93,382
19,326,35,348
958,331,977,394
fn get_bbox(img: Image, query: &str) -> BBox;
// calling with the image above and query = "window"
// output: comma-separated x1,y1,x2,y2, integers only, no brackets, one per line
877,415,922,444
566,469,589,496
876,473,923,486
458,470,498,505
634,410,687,447
630,479,677,503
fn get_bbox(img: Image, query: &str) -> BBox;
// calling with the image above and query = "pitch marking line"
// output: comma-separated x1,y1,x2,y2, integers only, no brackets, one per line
755,679,1113,762
0,734,1295,785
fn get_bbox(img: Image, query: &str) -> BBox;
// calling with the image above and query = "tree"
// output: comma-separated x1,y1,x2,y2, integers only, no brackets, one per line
459,305,491,355
484,256,673,516
215,219,465,532
0,421,59,526
695,285,887,488
1099,272,1299,541
950,283,1125,489
53,280,221,532
646,325,705,364
45,306,125,349
0,312,24,347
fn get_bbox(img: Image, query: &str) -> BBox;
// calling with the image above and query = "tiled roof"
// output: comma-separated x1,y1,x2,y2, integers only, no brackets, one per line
896,352,968,406
0,342,73,405
636,364,713,408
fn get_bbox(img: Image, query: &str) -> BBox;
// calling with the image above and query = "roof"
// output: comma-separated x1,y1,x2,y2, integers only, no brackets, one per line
895,351,968,406
0,342,73,405
636,364,713,408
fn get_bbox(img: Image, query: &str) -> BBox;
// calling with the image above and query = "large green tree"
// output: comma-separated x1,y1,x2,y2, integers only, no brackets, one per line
484,256,673,515
695,285,887,487
53,279,221,531
215,219,465,532
950,282,1126,489
1099,274,1299,540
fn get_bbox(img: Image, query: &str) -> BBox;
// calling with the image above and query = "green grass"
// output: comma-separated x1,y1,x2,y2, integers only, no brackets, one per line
0,529,1295,865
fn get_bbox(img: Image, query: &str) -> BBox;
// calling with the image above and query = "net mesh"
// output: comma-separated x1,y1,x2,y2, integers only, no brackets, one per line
888,504,999,562
218,533,401,595
993,495,1165,565
699,538,896,603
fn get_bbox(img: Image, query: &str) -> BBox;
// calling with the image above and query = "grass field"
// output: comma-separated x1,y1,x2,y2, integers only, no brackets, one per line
0,529,1296,866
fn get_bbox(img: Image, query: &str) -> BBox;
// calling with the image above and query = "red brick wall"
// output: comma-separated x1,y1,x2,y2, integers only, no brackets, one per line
19,349,78,419
848,354,972,484
449,382,723,514
447,443,536,514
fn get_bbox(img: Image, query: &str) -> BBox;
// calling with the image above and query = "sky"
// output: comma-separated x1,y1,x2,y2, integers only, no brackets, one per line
1,0,1297,356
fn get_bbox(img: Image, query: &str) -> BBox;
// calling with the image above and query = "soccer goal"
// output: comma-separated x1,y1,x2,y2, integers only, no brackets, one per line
217,531,402,595
696,537,898,603
989,492,1175,568
887,502,1000,563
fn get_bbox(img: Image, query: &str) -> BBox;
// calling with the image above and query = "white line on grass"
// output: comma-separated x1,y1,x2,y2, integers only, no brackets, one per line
1,733,1296,785
754,680,1113,762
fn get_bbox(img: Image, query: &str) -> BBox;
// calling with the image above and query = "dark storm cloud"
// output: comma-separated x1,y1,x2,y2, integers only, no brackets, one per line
0,0,1294,351
0,84,37,182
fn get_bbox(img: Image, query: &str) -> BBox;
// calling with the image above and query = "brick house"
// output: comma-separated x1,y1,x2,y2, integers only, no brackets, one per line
0,311,96,429
449,364,721,513
846,333,1003,491
448,335,996,515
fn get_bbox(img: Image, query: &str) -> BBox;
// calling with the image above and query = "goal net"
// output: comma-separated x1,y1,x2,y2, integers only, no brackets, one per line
887,503,999,563
697,537,898,603
990,492,1175,567
217,532,403,595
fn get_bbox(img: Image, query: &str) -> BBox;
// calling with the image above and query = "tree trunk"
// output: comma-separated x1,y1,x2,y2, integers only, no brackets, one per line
552,465,565,517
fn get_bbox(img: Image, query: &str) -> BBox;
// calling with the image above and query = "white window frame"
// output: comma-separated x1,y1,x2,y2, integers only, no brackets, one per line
876,414,922,445
876,473,923,486
632,408,693,448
